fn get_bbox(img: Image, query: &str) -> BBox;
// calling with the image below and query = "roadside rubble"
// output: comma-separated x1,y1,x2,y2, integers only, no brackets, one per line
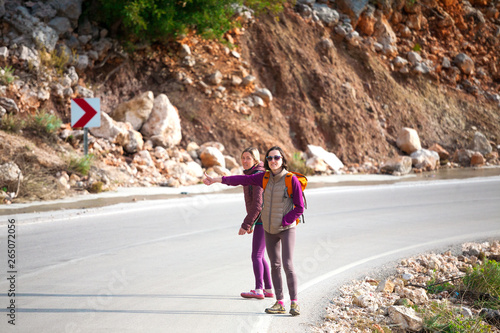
312,241,500,332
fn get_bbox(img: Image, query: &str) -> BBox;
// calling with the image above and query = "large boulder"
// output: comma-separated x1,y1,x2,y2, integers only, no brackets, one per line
199,146,225,168
140,94,182,148
312,4,340,27
5,6,59,52
396,128,422,154
0,162,23,184
119,129,144,154
357,5,376,36
410,149,440,170
373,16,397,49
48,17,72,36
396,287,429,305
254,88,273,104
469,131,492,156
380,156,412,175
49,0,83,27
110,91,154,131
453,149,475,166
163,160,200,186
428,143,450,163
470,152,485,166
185,161,204,178
388,306,423,331
335,0,369,27
224,155,240,170
0,97,19,113
307,145,344,171
454,53,474,75
306,156,330,173
89,111,129,142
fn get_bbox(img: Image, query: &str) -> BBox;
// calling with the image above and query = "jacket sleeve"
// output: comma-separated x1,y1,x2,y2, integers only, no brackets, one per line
241,184,263,231
282,176,305,226
222,172,264,187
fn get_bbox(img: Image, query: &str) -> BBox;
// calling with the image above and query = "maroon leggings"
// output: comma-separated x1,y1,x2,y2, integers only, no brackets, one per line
265,227,297,300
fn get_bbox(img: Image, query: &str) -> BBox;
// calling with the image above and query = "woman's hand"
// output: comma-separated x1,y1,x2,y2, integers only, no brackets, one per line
238,227,247,235
203,172,221,185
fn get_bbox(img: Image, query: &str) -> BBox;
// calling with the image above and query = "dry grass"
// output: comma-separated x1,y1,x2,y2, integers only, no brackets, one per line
0,131,69,202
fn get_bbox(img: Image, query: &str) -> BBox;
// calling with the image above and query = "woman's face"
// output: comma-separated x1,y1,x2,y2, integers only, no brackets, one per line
266,150,283,173
241,152,256,170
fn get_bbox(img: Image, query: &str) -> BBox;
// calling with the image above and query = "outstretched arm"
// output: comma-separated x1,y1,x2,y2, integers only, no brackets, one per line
204,172,265,187
203,172,222,185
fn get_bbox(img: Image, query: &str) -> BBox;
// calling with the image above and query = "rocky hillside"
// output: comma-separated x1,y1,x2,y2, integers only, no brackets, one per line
0,0,500,203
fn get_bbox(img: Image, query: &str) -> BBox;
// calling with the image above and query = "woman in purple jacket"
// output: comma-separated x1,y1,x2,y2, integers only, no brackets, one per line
204,146,304,316
238,147,273,300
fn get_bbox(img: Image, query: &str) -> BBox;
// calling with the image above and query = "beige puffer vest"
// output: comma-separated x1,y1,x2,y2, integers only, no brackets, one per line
261,168,296,234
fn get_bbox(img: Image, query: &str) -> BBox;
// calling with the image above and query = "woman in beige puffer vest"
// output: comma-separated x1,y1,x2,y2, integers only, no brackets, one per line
203,146,304,316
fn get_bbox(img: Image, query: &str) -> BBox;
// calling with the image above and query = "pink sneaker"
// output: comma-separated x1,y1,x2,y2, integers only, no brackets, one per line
241,290,265,299
263,290,274,298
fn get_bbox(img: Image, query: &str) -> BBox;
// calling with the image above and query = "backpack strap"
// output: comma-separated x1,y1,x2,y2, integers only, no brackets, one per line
262,170,271,190
284,172,302,225
285,173,294,197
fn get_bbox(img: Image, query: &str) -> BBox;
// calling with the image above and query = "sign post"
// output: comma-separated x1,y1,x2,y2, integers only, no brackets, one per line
83,128,89,155
71,98,101,156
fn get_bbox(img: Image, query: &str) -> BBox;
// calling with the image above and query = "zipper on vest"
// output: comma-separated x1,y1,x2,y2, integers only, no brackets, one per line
268,178,274,231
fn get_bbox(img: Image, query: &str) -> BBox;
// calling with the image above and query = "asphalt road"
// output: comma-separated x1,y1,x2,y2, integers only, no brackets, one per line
0,175,499,332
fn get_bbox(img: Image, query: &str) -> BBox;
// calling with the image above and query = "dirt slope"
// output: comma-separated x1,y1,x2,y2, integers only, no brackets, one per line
91,6,500,164
239,8,500,163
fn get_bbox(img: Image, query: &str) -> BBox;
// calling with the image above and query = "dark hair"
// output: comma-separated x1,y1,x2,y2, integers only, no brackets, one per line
264,146,288,171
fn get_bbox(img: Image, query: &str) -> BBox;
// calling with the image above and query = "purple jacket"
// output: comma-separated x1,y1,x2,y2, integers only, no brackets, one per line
222,169,305,227
241,162,265,231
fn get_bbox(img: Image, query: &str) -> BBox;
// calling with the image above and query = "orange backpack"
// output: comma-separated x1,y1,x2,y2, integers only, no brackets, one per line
262,170,307,224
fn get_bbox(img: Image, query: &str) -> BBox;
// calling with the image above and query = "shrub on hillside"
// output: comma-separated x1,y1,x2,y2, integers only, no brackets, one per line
94,0,286,42
463,259,500,309
29,110,62,136
0,114,25,133
68,154,94,176
289,152,313,175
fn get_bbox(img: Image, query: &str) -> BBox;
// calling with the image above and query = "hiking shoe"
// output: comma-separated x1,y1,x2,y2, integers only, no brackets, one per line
265,301,286,314
263,290,274,298
290,302,300,316
241,290,264,299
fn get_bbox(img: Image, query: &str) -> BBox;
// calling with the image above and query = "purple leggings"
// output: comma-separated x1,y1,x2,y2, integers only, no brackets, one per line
265,227,297,300
252,224,272,290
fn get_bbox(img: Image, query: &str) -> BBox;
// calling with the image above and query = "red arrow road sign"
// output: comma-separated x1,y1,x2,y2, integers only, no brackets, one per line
72,98,98,128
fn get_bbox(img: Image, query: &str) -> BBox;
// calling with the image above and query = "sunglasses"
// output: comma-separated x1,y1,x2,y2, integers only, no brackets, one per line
266,155,282,161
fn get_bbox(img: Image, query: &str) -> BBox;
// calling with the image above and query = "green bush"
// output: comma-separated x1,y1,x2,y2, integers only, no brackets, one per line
426,273,455,294
88,181,104,193
97,0,236,41
0,113,25,133
0,66,17,85
68,155,94,176
243,0,287,16
30,110,62,136
40,48,71,76
421,301,492,333
1,110,62,139
463,260,500,309
95,0,287,42
288,151,313,175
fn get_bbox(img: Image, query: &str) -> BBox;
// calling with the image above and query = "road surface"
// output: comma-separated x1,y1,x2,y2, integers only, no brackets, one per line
0,175,499,332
